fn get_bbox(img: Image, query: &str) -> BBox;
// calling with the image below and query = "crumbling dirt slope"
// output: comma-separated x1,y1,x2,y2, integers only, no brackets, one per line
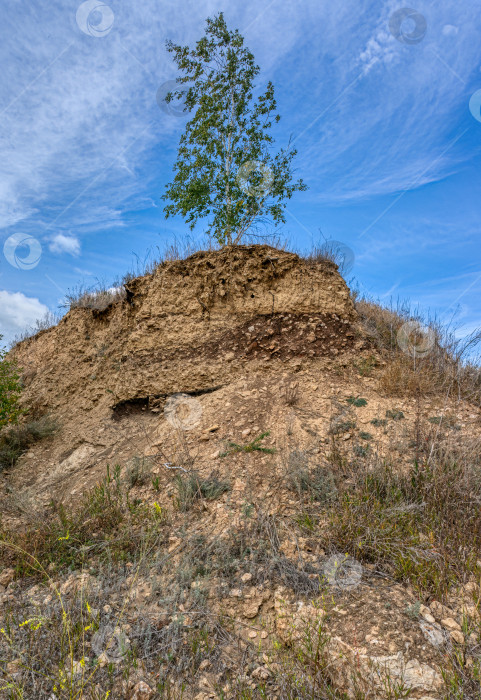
1,245,480,699
14,244,356,416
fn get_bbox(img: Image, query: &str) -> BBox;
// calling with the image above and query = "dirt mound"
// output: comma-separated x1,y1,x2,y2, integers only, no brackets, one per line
2,245,480,699
13,245,357,422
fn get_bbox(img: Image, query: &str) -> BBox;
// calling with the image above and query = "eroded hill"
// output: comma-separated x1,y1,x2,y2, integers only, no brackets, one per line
0,245,480,699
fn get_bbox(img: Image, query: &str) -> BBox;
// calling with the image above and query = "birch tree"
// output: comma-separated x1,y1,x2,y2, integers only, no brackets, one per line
162,13,307,246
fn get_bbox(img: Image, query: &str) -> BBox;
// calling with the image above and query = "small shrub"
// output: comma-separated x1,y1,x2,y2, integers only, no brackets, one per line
0,416,57,472
405,601,421,619
353,444,369,458
220,431,275,457
328,419,356,436
0,340,23,429
359,432,373,441
355,355,378,377
282,381,299,406
174,471,230,510
386,409,404,421
287,452,338,503
346,397,367,407
370,418,387,427
125,456,152,487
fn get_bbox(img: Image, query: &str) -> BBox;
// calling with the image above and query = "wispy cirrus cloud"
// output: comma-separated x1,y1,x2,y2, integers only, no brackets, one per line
49,234,81,256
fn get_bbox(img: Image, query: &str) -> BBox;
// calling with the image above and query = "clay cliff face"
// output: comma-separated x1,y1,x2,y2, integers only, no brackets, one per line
13,245,356,422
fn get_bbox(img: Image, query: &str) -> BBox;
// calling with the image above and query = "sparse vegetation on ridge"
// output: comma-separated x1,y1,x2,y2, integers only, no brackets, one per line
1,244,480,699
0,338,23,430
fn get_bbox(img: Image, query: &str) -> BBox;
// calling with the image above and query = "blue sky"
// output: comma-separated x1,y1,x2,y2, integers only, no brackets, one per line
1,0,481,347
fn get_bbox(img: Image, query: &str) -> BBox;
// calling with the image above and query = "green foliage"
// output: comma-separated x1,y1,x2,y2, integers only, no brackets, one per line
220,431,275,457
162,13,307,245
386,409,405,421
354,355,378,377
0,417,57,472
0,338,23,430
346,396,367,407
328,420,356,436
174,471,231,511
370,418,387,427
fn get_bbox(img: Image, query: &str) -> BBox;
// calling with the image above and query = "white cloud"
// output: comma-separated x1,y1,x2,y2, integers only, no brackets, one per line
0,290,50,345
49,233,81,256
442,24,459,36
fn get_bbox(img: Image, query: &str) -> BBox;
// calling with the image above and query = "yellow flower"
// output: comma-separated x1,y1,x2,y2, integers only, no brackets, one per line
58,531,70,541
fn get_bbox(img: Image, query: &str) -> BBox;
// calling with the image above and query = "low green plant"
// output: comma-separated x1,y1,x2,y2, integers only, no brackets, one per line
346,396,367,407
220,431,275,457
174,471,231,511
0,416,57,472
354,355,378,377
328,420,356,436
0,339,23,429
288,463,338,503
386,409,405,421
371,418,387,427
404,601,421,619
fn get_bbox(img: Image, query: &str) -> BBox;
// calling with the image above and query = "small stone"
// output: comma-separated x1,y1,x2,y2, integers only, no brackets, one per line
241,573,253,583
251,666,270,680
441,617,462,632
419,620,444,648
248,630,257,639
0,568,14,587
131,680,155,699
243,600,261,619
260,631,268,639
450,630,465,645
421,611,436,624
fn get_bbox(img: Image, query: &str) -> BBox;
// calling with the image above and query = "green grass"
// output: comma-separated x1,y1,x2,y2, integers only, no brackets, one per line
220,431,275,457
174,471,231,511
